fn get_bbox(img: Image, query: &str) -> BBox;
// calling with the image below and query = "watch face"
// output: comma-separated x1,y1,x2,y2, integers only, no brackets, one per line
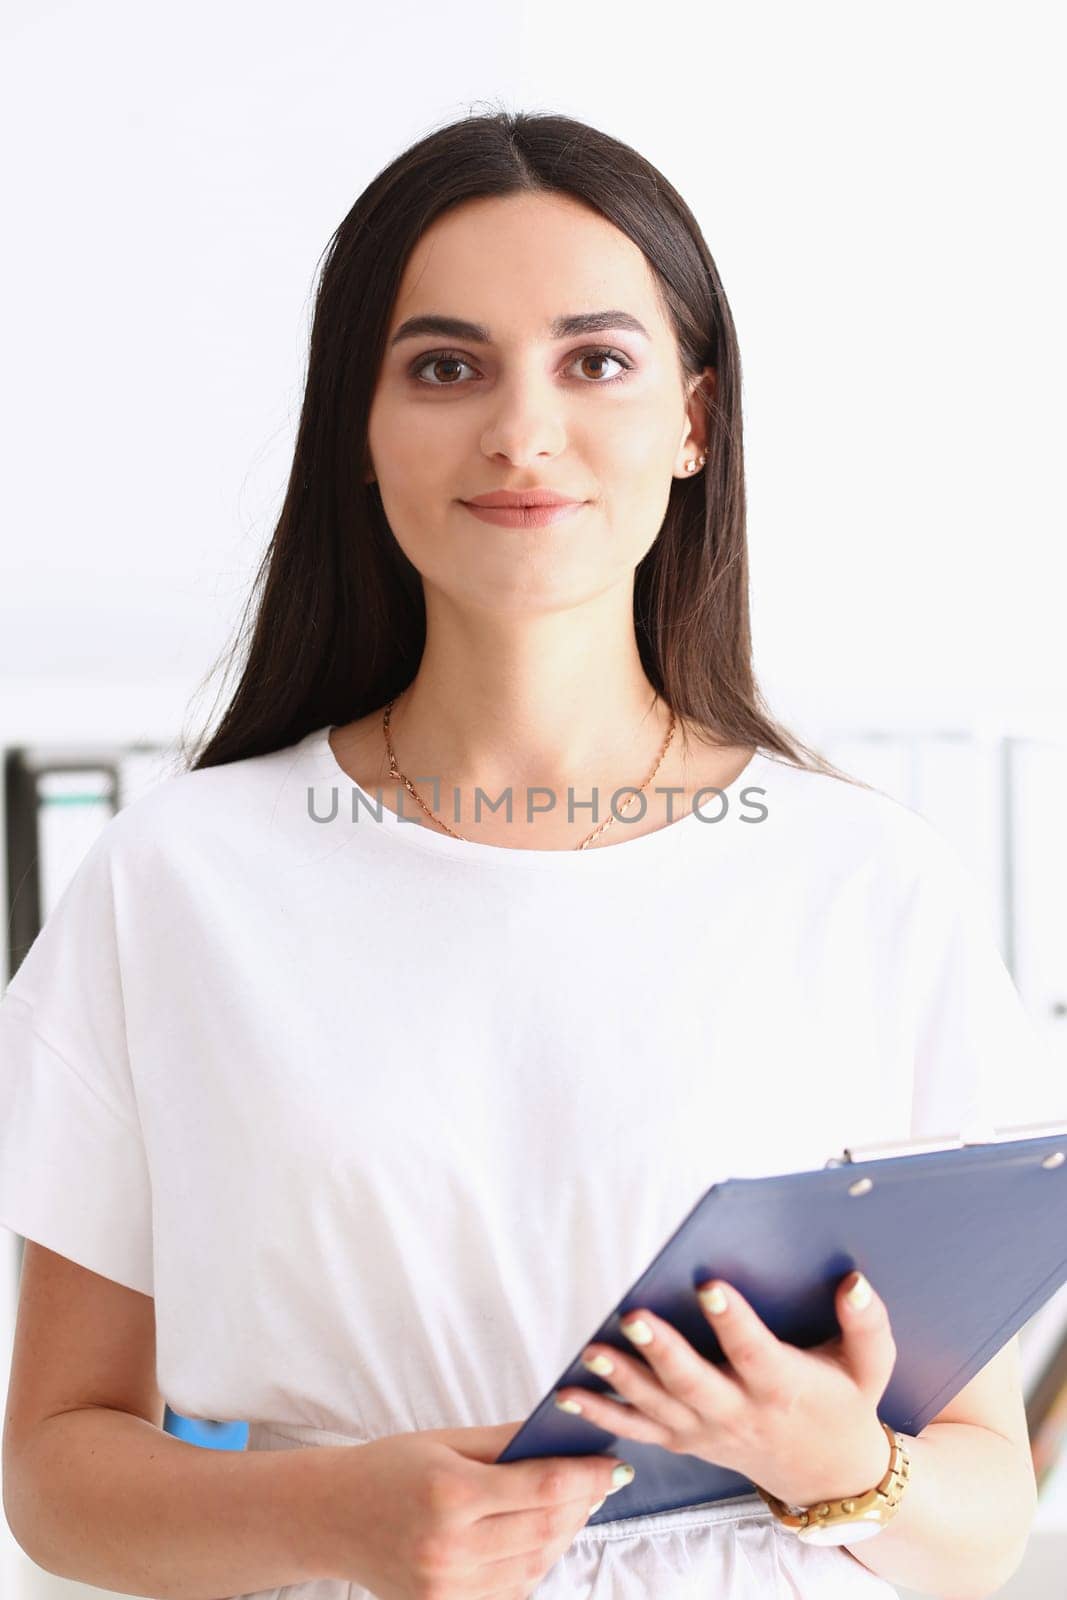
798,1518,884,1546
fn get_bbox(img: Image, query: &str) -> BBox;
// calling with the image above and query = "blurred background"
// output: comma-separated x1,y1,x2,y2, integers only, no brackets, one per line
1,1,1064,1596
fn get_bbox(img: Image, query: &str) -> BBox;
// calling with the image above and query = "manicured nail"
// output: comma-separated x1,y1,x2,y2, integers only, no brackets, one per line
698,1284,729,1315
554,1396,583,1413
609,1462,636,1492
582,1351,616,1376
588,1495,606,1515
846,1272,872,1310
620,1317,653,1345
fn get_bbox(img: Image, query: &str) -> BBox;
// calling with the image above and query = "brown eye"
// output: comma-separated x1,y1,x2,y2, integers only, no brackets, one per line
572,350,628,382
408,345,635,387
413,353,471,386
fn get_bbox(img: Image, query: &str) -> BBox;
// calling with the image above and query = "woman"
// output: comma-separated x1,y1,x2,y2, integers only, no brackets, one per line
0,110,1047,1599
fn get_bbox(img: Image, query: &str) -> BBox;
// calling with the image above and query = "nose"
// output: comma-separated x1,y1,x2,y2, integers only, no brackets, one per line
478,370,568,465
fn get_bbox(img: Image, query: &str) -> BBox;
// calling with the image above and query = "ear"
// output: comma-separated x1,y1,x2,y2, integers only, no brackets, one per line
676,366,717,476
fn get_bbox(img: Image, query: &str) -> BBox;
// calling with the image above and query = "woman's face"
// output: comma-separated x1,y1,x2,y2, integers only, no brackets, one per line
365,190,712,613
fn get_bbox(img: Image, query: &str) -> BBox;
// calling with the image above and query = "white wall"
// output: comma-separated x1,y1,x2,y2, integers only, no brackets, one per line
1,1,1063,737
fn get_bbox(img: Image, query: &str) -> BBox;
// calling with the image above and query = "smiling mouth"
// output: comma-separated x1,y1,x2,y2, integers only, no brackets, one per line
459,501,587,528
462,490,585,508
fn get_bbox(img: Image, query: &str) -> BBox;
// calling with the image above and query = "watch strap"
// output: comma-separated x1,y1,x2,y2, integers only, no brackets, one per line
754,1420,911,1540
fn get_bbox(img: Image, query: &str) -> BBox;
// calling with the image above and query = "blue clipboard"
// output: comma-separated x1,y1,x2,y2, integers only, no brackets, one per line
495,1122,1067,1524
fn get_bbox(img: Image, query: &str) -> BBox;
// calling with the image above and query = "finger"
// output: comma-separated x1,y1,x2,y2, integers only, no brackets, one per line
441,1420,529,1462
694,1279,787,1400
460,1433,633,1516
560,1333,705,1437
553,1376,676,1448
614,1309,742,1421
472,1497,614,1599
835,1271,898,1396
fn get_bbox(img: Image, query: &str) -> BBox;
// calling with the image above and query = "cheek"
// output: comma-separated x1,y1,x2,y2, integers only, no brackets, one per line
608,410,676,469
609,407,688,527
366,402,463,556
609,471,678,562
367,399,433,488
592,417,683,528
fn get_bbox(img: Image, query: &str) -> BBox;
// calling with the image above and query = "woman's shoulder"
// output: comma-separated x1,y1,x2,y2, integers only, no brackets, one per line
744,745,969,893
89,729,322,872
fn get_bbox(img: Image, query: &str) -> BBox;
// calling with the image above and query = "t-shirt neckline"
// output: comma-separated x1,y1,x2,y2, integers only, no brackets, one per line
304,725,770,871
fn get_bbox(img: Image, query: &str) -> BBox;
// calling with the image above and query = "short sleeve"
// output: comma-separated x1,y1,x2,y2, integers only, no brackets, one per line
902,816,1066,1145
0,819,154,1295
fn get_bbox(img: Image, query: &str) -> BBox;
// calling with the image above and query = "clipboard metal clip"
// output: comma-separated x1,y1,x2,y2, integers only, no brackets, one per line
826,1119,1067,1167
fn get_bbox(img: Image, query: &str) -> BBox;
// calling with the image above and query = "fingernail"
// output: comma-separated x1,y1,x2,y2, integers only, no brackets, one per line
620,1317,653,1345
582,1352,616,1376
554,1396,583,1413
609,1462,636,1492
846,1272,872,1310
698,1284,729,1315
588,1495,606,1515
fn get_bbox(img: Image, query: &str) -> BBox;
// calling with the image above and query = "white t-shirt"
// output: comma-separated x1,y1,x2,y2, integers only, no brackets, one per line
1,725,1059,1600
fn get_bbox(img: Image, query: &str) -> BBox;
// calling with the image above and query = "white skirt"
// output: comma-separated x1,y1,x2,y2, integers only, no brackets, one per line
229,1420,901,1599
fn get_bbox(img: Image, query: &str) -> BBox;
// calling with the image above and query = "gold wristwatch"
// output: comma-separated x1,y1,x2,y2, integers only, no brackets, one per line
754,1421,911,1546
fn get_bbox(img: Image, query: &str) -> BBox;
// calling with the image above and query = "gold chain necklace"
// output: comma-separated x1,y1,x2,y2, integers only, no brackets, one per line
382,696,678,850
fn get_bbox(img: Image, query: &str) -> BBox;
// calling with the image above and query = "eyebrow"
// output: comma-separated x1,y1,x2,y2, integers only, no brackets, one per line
388,310,651,348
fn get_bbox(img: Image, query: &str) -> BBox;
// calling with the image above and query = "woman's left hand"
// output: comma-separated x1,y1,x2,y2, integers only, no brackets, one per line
554,1271,896,1508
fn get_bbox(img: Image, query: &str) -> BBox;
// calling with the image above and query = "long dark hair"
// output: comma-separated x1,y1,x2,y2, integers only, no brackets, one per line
178,107,855,786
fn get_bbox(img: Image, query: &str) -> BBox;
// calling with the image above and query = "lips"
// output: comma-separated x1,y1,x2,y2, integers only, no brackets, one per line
460,499,586,529
463,490,582,508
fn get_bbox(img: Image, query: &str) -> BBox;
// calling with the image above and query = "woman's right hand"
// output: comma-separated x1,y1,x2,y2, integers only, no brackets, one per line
316,1419,634,1599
